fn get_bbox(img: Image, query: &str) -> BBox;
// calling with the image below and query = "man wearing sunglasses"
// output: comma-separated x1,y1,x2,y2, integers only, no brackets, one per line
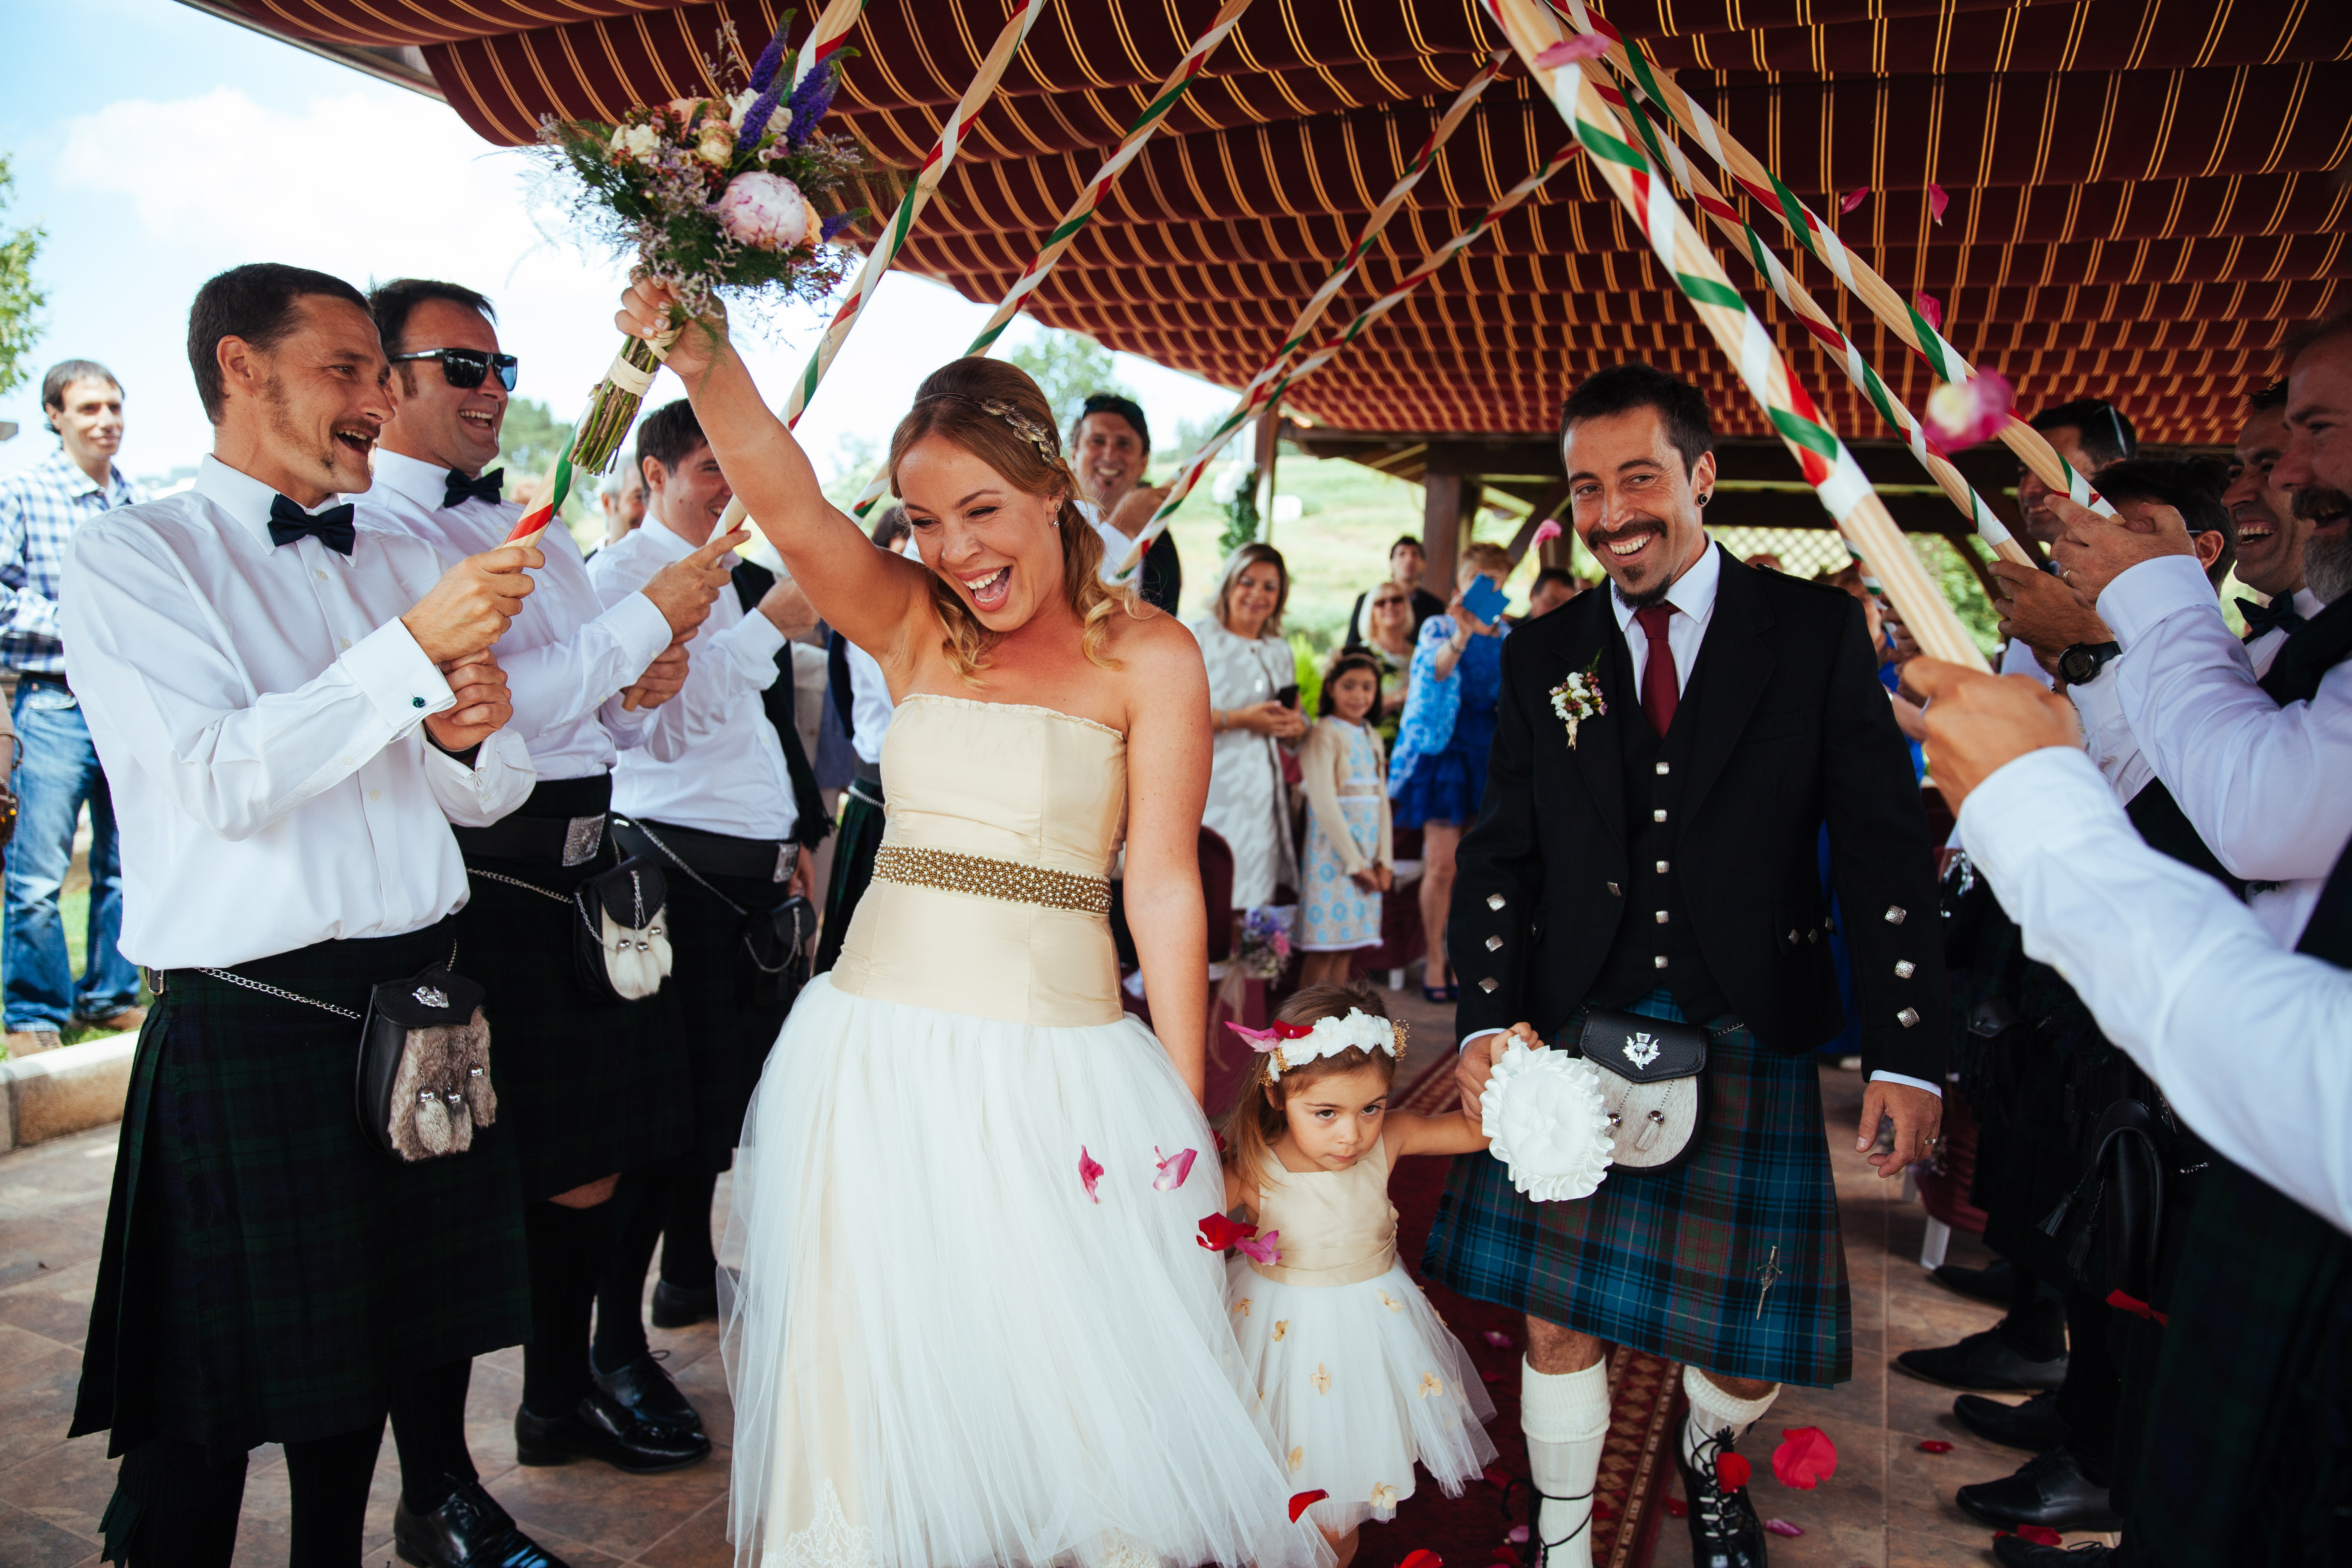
358,278,745,1568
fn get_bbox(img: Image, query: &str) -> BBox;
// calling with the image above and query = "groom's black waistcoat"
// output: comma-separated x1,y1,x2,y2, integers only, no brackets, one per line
1451,547,1947,1085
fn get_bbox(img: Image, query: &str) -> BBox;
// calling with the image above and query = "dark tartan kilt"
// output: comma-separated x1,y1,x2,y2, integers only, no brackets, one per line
655,846,799,1172
1422,990,1852,1388
814,788,884,975
454,854,693,1202
2124,1162,2352,1566
71,918,530,1459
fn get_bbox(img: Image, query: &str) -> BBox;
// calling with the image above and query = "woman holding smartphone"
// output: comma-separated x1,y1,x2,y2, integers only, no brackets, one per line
1194,543,1304,915
1387,542,1513,1001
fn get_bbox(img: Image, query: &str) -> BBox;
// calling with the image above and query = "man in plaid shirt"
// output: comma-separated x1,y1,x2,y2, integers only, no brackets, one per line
0,360,147,1053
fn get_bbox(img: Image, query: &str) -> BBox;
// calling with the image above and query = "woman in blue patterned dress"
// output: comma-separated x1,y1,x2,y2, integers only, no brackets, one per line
1386,542,1511,1001
1297,652,1394,986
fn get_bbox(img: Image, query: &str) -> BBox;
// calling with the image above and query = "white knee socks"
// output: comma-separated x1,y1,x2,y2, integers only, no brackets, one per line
1520,1359,1612,1568
1679,1364,1779,1469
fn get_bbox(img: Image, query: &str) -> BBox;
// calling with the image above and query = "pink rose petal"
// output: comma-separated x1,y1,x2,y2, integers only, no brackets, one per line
1235,1228,1282,1266
1506,1525,1530,1544
1764,1519,1804,1538
1153,1146,1197,1192
1925,370,2016,449
1079,1146,1105,1203
1839,187,1870,215
1530,519,1563,548
1535,34,1611,67
1483,1329,1514,1348
1927,182,1950,224
1913,291,1943,332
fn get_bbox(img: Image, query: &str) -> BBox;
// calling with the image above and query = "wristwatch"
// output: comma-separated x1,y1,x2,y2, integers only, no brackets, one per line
2057,640,2122,685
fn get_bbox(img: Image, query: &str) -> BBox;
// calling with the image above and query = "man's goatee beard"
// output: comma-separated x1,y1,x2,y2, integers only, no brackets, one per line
2305,530,2352,606
1612,576,1674,611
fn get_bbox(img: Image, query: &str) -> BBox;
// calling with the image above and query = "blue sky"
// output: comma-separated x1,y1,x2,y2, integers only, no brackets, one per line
0,0,1234,487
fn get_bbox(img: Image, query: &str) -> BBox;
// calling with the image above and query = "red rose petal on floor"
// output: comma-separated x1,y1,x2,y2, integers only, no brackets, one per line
1771,1426,1838,1489
1482,1368,1501,1384
1289,1491,1328,1522
1665,1497,1688,1518
1483,1466,1514,1491
1494,1543,1523,1565
1483,1329,1514,1349
1399,1551,1442,1568
1917,1439,1955,1453
1763,1519,1804,1537
1999,1526,2066,1547
1715,1452,1752,1491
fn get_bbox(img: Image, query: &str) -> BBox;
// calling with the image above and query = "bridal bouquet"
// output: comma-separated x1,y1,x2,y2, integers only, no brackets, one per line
516,11,875,536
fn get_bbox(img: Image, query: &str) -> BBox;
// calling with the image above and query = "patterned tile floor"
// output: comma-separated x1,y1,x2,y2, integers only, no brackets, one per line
0,990,2092,1566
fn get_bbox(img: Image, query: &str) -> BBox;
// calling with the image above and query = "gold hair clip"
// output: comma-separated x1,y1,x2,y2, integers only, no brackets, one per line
979,397,1059,463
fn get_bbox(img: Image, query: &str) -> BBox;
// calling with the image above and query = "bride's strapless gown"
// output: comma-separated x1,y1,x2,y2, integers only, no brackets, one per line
722,695,1326,1568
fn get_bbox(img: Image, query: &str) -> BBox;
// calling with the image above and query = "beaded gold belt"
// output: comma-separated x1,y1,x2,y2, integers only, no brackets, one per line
871,845,1112,917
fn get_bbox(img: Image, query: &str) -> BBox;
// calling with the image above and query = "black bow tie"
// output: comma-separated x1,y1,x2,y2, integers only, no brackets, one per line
267,494,356,555
444,467,504,510
2238,595,2308,643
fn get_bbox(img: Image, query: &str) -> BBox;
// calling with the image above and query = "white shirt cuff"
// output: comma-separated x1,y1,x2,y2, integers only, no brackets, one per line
718,608,789,686
345,619,455,734
2099,554,2217,647
1868,1070,1944,1098
1458,1028,1505,1054
605,589,676,674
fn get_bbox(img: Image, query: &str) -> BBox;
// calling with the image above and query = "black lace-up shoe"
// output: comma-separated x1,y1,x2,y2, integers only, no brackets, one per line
1956,1446,2122,1532
1896,1327,2069,1391
393,1480,568,1568
1675,1429,1768,1568
1990,1535,2114,1567
650,1278,719,1327
514,1388,710,1473
1931,1257,2016,1305
1955,1389,2068,1452
592,1351,702,1431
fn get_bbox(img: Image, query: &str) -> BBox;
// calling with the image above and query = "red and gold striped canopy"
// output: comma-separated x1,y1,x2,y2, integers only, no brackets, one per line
233,0,2350,446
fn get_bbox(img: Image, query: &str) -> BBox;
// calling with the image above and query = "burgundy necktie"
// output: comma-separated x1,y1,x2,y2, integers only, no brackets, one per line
1635,603,1679,736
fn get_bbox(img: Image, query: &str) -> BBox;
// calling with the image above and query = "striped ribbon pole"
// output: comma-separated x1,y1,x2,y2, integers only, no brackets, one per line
503,0,872,549
1483,0,1986,669
843,0,1258,520
1109,51,1510,580
1534,0,2112,521
1598,79,2034,569
1109,139,1578,583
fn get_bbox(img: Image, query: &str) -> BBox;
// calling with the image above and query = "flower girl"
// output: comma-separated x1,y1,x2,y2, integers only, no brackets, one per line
1217,983,1500,1564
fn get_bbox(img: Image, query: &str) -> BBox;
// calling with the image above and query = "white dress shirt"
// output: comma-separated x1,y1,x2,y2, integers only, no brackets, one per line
1960,745,2352,1235
845,637,893,767
1998,634,2058,689
1610,539,1720,700
2101,554,2352,944
2243,586,2324,681
588,519,797,840
59,456,534,968
358,449,670,782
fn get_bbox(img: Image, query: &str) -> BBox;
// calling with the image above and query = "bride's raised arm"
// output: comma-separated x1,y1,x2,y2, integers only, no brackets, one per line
616,279,930,660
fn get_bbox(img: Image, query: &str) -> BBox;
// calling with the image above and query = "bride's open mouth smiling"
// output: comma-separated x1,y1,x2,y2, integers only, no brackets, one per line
962,563,1013,611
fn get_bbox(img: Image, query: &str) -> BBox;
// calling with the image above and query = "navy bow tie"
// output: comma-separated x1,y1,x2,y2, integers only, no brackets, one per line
444,467,504,510
2238,595,2308,643
267,494,356,555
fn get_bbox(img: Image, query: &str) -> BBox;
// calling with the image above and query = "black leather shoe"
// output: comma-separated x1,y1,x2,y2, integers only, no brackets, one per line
592,1352,702,1431
1956,1447,2122,1532
1932,1257,2015,1305
1991,1535,2113,1566
393,1480,568,1568
1955,1389,2068,1452
514,1390,711,1473
1896,1328,2068,1391
1675,1429,1768,1568
650,1278,719,1328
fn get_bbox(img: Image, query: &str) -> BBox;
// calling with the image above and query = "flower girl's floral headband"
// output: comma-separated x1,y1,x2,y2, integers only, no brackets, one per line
1227,1008,1407,1078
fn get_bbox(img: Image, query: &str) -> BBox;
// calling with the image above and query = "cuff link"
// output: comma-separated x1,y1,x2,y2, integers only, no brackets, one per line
1894,960,1916,979
1884,905,1908,924
1486,892,1506,911
1479,977,1499,993
1896,1007,1921,1027
1485,935,1504,952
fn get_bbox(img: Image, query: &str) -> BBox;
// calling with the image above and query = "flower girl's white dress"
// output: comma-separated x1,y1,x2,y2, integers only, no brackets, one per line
724,695,1326,1568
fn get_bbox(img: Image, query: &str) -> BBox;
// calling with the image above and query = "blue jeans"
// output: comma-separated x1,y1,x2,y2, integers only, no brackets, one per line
3,682,141,1030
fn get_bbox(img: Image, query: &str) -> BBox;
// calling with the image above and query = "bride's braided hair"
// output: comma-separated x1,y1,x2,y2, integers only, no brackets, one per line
887,358,1135,685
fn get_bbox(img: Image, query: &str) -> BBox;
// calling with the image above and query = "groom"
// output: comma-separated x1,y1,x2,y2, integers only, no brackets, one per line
1425,364,1946,1568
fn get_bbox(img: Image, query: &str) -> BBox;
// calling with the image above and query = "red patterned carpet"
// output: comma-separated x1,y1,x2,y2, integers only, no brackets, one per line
1350,1059,1680,1568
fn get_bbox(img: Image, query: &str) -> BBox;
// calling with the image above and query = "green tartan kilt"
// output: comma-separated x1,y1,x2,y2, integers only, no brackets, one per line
454,854,693,1202
70,918,531,1459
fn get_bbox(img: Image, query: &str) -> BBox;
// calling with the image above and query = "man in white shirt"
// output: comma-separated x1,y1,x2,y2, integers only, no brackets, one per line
585,397,816,1396
1988,398,2139,687
814,513,905,974
1070,392,1181,612
62,262,539,1565
358,279,744,1552
1909,657,2351,1568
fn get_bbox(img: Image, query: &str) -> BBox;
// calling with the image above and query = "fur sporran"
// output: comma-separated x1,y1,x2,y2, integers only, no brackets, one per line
574,856,673,1003
1570,1008,1711,1173
355,964,495,1162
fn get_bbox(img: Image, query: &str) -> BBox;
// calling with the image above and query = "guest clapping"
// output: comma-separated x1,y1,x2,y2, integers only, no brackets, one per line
1192,543,1302,913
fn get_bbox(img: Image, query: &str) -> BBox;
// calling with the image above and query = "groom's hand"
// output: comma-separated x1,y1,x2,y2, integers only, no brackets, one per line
1454,1026,1527,1112
1857,1079,1943,1180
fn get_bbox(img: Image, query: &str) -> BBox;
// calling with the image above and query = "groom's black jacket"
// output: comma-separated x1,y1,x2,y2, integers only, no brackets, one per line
1452,547,1947,1085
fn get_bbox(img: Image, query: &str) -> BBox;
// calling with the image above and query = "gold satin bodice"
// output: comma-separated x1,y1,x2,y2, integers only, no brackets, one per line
828,694,1128,1026
1247,1137,1400,1287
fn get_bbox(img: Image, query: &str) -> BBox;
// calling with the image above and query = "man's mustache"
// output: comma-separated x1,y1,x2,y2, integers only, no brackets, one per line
2292,486,2352,523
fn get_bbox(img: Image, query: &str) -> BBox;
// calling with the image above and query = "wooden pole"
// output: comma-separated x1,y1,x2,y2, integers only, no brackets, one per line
1252,405,1282,543
1424,473,1465,593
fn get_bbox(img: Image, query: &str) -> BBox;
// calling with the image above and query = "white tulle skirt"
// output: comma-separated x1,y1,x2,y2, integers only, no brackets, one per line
1225,1256,1500,1535
721,976,1332,1568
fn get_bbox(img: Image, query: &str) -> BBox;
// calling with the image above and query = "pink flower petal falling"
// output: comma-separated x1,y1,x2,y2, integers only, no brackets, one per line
1530,519,1564,548
1913,291,1944,332
1927,182,1951,224
1506,1525,1530,1545
1235,1228,1282,1266
1289,1490,1328,1522
1534,34,1610,67
1079,1146,1104,1204
1763,1519,1804,1538
1483,1329,1515,1348
1925,369,2016,449
1771,1426,1838,1490
1153,1146,1197,1191
1197,1213,1254,1252
1839,187,1870,215
1399,1552,1443,1568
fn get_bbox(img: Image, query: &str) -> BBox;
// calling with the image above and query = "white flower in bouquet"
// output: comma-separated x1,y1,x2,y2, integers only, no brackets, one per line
727,90,758,128
714,172,814,251
696,121,738,168
608,123,660,163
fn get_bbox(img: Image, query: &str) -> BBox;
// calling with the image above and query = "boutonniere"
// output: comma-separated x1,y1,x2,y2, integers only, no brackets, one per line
1548,652,1607,749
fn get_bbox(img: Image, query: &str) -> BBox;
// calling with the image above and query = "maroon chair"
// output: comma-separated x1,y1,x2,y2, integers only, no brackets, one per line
1199,828,1235,963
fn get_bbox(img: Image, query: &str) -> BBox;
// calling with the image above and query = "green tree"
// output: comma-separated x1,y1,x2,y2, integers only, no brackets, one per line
1004,328,1128,437
498,397,598,544
0,155,47,398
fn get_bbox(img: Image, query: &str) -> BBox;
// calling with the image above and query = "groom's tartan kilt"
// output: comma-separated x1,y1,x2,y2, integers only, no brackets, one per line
71,918,530,1459
1423,992,1852,1388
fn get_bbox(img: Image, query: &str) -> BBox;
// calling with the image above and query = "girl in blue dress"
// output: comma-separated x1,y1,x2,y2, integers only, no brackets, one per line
1297,653,1394,986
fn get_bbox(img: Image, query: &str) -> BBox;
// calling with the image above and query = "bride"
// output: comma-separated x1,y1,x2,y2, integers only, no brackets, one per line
614,281,1329,1568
